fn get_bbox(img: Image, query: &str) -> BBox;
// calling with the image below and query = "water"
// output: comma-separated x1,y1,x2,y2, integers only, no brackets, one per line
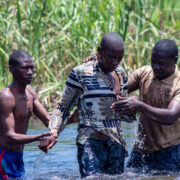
24,121,179,180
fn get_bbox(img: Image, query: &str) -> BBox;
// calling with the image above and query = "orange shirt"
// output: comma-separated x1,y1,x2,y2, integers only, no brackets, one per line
129,65,180,152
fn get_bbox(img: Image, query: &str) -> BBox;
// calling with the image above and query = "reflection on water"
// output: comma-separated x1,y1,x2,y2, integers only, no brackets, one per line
24,121,179,180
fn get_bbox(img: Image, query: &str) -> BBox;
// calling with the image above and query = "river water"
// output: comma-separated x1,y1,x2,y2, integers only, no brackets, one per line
24,121,180,180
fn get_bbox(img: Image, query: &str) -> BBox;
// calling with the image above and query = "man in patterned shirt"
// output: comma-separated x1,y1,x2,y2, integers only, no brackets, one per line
40,32,135,177
112,39,180,173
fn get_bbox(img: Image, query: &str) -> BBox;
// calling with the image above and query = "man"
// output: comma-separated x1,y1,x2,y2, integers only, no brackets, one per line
0,50,53,180
112,39,180,173
41,32,135,178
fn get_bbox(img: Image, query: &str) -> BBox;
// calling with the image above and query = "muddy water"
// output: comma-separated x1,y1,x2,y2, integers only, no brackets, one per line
24,121,180,180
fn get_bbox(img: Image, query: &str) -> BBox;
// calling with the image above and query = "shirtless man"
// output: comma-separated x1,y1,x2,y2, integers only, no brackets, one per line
0,50,53,180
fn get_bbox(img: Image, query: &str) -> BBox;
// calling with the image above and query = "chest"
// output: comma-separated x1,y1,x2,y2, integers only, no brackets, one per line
140,79,174,108
13,95,34,122
81,72,120,95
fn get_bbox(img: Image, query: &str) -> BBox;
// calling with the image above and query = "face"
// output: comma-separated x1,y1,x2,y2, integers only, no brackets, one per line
98,47,124,73
151,54,176,80
11,58,34,85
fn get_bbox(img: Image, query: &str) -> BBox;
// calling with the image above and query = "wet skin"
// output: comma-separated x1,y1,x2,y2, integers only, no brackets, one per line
151,54,176,80
39,45,125,151
111,54,180,125
97,46,124,95
81,53,180,125
0,57,52,152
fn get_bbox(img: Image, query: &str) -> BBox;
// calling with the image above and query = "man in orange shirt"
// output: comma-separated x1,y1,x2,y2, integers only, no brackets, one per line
112,39,180,173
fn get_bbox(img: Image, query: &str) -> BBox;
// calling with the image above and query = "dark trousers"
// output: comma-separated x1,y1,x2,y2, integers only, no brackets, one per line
127,144,180,173
77,138,125,178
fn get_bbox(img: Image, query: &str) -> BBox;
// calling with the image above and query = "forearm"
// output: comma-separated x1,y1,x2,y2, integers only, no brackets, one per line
137,101,176,125
33,100,50,128
6,132,43,145
49,70,82,135
49,106,70,136
39,114,50,127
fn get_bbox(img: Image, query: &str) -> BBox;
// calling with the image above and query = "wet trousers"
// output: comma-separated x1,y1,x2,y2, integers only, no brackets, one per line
127,144,180,173
77,138,125,178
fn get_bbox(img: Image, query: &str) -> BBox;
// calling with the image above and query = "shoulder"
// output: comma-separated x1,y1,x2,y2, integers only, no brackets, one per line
0,88,14,101
0,88,14,110
26,85,38,99
116,66,127,76
138,65,152,74
116,66,128,83
131,65,152,77
73,61,95,76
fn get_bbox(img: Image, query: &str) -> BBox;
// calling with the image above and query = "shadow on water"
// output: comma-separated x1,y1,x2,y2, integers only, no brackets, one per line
24,121,180,180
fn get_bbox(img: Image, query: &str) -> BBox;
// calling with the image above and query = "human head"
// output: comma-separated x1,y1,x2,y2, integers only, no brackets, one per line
151,39,178,80
9,50,34,85
97,32,124,73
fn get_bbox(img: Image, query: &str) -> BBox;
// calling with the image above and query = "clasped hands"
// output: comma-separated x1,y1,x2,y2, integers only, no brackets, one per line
38,133,58,153
38,96,139,153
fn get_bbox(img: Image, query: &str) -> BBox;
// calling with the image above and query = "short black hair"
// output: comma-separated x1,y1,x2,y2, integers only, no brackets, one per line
152,39,178,60
100,32,124,51
9,50,32,67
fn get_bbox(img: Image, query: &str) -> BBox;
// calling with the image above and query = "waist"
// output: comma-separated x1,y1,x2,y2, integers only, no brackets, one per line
0,144,24,153
133,138,180,153
0,147,23,157
90,130,111,140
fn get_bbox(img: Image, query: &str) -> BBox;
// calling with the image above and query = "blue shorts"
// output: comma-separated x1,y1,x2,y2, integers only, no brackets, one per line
77,138,125,178
126,144,180,173
0,148,25,180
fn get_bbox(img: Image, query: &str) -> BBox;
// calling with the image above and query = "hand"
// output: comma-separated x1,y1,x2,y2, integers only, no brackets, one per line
40,132,52,138
38,134,58,153
111,96,140,115
83,56,95,63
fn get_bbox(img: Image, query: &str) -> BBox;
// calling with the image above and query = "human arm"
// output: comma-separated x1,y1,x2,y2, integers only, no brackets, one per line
112,96,180,125
39,69,83,151
49,86,82,135
39,108,79,153
128,66,148,93
0,90,52,145
27,85,50,127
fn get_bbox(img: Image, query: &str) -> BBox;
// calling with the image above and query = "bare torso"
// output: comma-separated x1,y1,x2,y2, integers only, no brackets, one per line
0,85,35,152
107,71,120,95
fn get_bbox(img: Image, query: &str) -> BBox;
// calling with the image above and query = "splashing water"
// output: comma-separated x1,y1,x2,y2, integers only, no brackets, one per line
32,151,46,180
24,122,179,180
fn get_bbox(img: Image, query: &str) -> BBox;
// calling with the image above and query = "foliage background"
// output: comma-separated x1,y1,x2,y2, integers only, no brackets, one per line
0,0,180,107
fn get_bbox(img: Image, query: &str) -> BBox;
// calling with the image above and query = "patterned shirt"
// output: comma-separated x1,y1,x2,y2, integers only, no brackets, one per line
129,65,180,152
49,57,135,146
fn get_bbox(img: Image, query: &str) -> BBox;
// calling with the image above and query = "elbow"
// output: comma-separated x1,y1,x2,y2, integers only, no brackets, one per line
6,132,15,145
164,115,176,125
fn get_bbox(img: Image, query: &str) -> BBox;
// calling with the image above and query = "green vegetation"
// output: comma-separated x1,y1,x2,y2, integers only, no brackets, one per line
0,0,180,107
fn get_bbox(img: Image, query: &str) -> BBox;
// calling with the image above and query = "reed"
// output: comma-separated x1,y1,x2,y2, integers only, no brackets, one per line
0,0,179,106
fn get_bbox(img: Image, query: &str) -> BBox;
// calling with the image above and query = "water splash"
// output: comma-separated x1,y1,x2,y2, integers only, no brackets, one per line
32,151,46,180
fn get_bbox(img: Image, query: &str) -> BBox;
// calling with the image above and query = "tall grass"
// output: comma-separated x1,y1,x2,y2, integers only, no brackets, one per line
0,0,180,107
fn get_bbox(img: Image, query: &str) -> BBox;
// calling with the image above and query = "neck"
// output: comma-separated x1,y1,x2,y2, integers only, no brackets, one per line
10,80,26,94
97,60,112,74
